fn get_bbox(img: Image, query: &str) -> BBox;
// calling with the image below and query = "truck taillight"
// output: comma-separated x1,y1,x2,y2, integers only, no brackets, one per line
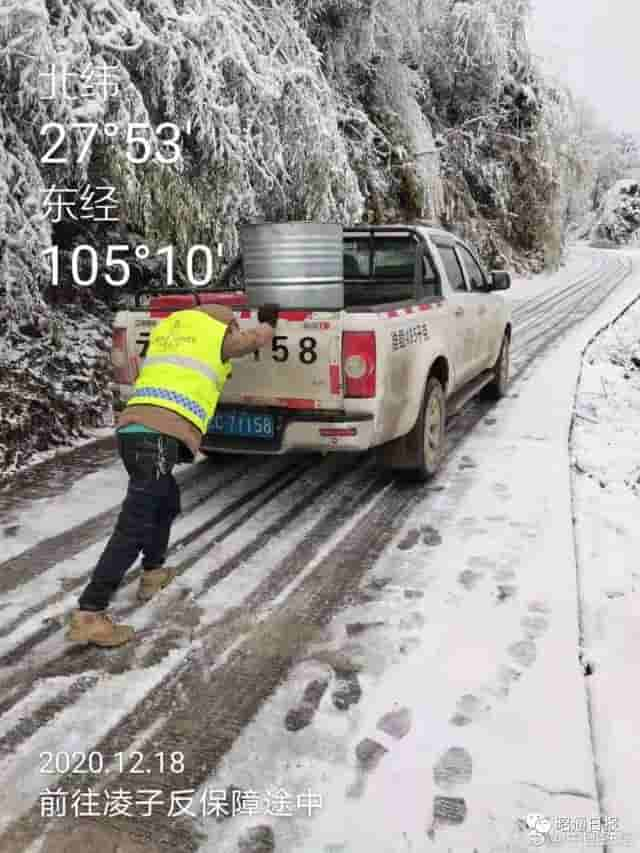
342,331,376,398
112,326,130,383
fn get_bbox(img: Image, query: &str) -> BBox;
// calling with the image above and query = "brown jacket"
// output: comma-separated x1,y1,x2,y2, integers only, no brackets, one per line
117,305,271,458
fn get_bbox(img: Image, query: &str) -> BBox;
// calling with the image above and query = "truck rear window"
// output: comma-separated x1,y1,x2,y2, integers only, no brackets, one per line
342,235,417,305
373,238,416,278
343,237,416,279
343,240,370,277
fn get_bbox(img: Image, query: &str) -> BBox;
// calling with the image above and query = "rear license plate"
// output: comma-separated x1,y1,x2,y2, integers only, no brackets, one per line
208,410,274,438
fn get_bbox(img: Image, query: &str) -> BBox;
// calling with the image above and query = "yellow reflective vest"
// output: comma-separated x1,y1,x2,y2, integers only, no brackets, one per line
126,310,232,433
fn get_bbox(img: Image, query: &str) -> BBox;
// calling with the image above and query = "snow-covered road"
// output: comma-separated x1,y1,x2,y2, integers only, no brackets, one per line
0,247,637,853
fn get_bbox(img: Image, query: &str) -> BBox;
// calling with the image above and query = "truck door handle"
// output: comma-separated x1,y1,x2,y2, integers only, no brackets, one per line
478,306,487,315
454,307,464,317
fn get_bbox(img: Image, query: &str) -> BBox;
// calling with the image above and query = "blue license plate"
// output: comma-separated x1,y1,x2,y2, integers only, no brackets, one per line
208,411,274,439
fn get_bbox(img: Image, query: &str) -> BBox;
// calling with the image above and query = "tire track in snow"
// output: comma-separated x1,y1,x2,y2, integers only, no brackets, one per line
0,455,273,645
0,455,325,677
0,454,260,597
0,462,378,836
0,471,390,851
0,454,372,760
511,254,632,378
0,435,118,518
511,259,628,354
0,453,369,726
0,381,511,850
510,254,610,325
0,675,99,759
0,476,402,852
0,420,485,848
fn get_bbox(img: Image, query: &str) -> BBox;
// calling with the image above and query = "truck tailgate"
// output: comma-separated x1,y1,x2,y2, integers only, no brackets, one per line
223,309,344,409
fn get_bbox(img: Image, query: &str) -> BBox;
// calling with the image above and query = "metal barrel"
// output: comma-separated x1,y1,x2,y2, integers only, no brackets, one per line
240,222,344,310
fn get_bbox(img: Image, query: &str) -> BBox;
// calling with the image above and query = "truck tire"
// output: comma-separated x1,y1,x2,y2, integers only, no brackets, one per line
483,331,510,400
377,376,446,482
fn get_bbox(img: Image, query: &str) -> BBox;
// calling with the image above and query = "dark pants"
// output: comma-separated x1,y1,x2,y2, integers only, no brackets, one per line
79,433,188,611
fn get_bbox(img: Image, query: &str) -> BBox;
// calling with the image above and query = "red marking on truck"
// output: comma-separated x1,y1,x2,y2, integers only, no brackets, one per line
239,310,252,319
418,303,432,311
329,364,340,394
280,398,316,409
200,291,247,305
279,310,312,321
319,427,357,437
404,306,415,314
386,309,399,318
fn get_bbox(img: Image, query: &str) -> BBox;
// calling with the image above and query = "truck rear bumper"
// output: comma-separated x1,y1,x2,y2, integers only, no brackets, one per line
201,408,375,455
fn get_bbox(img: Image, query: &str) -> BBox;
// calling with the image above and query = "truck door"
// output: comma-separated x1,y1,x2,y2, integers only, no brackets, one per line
455,243,497,370
435,243,476,388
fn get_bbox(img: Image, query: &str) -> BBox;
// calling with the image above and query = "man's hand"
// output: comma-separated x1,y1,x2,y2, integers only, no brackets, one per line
254,322,275,348
222,321,274,359
258,304,279,328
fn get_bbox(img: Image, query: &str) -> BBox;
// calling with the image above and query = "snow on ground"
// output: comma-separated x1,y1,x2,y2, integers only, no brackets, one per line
0,436,243,563
0,428,123,561
503,249,597,304
195,252,640,853
10,426,116,469
2,248,639,851
571,270,640,851
0,651,188,834
0,454,328,658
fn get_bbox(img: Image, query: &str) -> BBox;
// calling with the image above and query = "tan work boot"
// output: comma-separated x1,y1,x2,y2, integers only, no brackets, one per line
66,610,134,647
137,566,177,602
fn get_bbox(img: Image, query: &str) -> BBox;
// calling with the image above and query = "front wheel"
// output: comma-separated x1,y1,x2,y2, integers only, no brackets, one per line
377,377,446,481
483,332,510,399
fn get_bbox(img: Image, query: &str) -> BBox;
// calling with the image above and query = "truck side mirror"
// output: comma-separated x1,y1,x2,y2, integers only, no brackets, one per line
489,270,511,290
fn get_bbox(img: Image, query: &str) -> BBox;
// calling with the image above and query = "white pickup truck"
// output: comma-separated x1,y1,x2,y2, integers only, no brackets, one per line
112,224,512,480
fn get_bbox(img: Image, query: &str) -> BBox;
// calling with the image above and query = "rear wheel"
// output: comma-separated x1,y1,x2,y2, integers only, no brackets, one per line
483,332,510,399
377,377,446,481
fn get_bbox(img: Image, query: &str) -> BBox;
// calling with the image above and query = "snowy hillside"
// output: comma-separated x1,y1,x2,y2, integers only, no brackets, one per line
0,0,617,475
591,178,640,247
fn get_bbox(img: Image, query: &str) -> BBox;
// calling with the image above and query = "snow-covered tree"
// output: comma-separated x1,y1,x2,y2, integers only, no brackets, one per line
591,179,640,246
0,0,615,472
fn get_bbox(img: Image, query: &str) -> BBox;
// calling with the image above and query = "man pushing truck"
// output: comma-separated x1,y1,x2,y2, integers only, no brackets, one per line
78,221,513,647
67,302,277,648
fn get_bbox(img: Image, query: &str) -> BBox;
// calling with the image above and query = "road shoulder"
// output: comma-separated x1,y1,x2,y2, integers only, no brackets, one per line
571,270,640,850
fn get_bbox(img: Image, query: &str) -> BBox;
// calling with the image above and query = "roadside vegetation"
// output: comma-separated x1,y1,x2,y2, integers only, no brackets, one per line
0,0,637,475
